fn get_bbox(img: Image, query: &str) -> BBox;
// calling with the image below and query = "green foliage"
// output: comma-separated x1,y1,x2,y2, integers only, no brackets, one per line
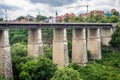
34,57,57,80
42,28,53,45
19,71,32,80
64,16,70,22
67,28,72,40
11,43,33,80
19,60,37,80
0,18,3,22
19,57,57,80
68,41,72,61
110,23,120,47
110,15,119,23
79,63,119,80
16,16,25,20
87,13,96,22
101,17,111,23
9,29,28,45
51,67,81,80
28,18,33,21
68,49,120,80
68,63,81,70
0,76,5,80
87,13,104,23
94,14,103,23
36,15,47,22
74,15,84,22
11,43,27,57
43,45,52,60
113,11,119,16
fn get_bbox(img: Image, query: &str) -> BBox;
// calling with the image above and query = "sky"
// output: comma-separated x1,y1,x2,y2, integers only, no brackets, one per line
0,0,120,20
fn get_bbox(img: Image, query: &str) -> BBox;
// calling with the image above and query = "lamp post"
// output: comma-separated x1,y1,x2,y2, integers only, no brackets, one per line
5,9,8,22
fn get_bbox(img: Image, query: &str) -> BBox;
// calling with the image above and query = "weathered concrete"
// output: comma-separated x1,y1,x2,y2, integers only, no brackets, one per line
0,30,13,80
72,28,87,65
101,28,113,46
53,28,69,67
87,28,101,59
28,28,43,57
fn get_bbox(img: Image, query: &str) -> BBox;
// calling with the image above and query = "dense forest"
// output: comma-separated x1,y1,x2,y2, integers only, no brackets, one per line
0,12,120,80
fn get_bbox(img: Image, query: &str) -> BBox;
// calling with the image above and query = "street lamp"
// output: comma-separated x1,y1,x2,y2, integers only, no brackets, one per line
5,9,8,21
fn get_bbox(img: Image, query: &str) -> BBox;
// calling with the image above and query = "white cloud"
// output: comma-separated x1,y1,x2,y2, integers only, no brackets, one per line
0,0,119,20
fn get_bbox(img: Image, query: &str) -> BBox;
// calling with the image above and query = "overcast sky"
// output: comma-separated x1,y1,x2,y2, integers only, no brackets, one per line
0,0,120,20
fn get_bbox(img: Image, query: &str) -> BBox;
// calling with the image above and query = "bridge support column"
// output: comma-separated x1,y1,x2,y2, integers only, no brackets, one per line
53,28,69,67
72,28,87,66
87,28,101,59
101,28,113,46
0,30,13,80
28,28,43,57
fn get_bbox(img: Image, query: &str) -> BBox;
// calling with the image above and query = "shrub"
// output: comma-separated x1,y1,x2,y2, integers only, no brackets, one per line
51,67,82,80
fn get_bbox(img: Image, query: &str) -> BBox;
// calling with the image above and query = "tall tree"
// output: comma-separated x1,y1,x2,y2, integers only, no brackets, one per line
0,18,3,22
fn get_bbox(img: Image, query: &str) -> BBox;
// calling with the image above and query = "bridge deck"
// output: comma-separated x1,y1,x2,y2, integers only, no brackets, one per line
0,22,117,29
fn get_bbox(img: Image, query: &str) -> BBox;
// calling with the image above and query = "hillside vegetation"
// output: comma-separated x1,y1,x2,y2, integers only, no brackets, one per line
1,13,120,80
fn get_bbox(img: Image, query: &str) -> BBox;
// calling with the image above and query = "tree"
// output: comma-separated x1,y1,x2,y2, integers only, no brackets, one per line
0,18,3,22
87,13,96,22
68,41,72,61
101,17,111,23
113,11,119,16
43,45,52,60
36,15,47,22
33,57,57,80
64,16,70,22
11,43,27,57
9,29,28,45
74,15,84,22
19,61,37,80
51,67,81,80
110,15,119,23
11,43,33,80
110,22,120,47
94,14,103,23
28,18,33,21
19,57,57,80
16,16,26,20
0,76,5,80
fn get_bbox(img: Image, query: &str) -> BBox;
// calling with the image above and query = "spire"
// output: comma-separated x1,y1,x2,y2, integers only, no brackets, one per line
56,11,58,16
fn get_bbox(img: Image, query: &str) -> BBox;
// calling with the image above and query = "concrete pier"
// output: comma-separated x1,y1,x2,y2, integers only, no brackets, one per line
87,28,101,59
28,28,43,56
101,28,113,46
72,28,87,65
53,28,69,67
0,30,13,80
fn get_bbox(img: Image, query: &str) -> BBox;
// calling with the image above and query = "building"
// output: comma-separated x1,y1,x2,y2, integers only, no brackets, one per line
104,11,112,17
111,8,117,14
56,13,76,22
56,15,64,22
80,13,88,19
25,15,36,21
89,10,104,17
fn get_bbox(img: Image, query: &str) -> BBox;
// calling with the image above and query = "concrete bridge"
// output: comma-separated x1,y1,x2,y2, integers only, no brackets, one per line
0,22,117,79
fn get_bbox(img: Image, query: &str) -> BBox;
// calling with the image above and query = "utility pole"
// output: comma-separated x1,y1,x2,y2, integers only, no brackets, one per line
66,4,89,14
66,4,89,22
